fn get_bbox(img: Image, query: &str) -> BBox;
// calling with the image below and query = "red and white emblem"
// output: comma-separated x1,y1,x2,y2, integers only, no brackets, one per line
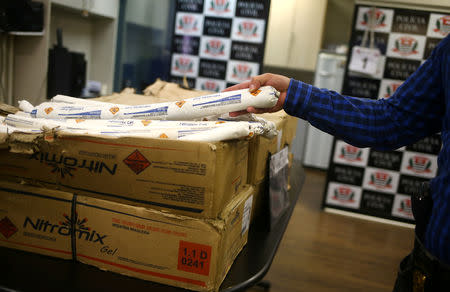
333,186,355,203
339,145,362,161
407,156,432,173
434,15,450,36
393,36,418,56
370,172,392,189
232,64,252,80
174,57,194,74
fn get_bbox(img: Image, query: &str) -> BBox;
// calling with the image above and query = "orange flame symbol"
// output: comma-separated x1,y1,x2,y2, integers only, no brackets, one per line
250,89,261,96
176,101,186,108
109,107,120,115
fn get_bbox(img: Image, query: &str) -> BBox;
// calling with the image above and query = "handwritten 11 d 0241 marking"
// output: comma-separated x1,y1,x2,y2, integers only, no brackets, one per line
177,240,212,276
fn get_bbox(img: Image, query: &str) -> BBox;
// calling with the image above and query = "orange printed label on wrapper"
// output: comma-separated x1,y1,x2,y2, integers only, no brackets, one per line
109,107,120,115
250,89,261,96
176,101,186,108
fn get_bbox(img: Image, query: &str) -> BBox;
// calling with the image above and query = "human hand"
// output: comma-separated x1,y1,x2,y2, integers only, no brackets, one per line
223,73,290,116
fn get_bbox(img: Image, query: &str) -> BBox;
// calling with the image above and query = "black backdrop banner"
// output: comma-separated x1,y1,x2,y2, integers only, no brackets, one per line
170,0,270,92
322,4,449,224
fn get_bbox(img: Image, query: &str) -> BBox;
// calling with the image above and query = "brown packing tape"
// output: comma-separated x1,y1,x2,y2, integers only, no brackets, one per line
0,103,20,116
0,181,254,291
142,79,212,99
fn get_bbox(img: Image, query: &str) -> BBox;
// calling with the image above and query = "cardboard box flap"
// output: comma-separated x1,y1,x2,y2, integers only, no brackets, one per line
0,103,20,115
94,80,212,105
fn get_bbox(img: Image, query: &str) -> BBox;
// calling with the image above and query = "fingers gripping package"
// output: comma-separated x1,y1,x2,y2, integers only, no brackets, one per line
19,86,279,121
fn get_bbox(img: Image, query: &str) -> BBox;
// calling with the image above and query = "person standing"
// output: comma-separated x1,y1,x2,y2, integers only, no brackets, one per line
225,34,450,291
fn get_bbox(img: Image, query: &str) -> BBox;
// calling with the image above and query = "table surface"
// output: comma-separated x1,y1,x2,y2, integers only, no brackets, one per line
0,161,304,292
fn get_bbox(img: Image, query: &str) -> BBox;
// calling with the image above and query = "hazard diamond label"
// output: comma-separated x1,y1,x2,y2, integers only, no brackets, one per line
0,217,18,239
123,150,151,174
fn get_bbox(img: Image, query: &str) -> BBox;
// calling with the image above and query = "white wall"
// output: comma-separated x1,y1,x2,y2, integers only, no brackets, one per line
125,0,170,30
12,0,51,106
264,0,328,71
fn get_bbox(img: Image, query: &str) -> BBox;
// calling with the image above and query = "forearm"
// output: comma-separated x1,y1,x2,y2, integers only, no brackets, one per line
283,79,441,150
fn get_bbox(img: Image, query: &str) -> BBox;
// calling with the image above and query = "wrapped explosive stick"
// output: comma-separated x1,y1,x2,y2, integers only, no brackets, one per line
1,124,44,134
78,123,254,141
50,95,119,105
5,114,276,138
179,123,253,142
3,117,260,141
5,114,62,129
20,86,279,121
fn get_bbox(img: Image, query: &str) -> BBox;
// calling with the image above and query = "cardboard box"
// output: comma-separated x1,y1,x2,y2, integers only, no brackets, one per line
247,111,297,185
0,181,254,292
0,132,248,219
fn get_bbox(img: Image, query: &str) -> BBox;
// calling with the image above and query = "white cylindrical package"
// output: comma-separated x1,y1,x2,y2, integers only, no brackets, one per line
60,127,216,140
51,95,118,105
18,100,35,113
31,103,121,119
28,102,168,120
5,114,62,130
13,111,33,117
27,86,279,121
179,123,252,142
161,85,279,120
114,86,278,120
4,125,44,134
6,114,219,131
5,113,277,140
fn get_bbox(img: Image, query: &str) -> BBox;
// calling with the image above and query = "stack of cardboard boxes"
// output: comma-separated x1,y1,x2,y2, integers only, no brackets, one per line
0,82,297,291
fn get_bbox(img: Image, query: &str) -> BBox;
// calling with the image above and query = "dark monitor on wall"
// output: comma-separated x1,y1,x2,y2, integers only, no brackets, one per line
0,0,44,33
47,28,87,98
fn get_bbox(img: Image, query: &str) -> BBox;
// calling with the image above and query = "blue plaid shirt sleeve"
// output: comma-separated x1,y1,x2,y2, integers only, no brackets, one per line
283,37,448,151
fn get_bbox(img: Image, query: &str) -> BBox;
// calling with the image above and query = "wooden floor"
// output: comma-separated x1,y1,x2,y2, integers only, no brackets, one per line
247,168,415,292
